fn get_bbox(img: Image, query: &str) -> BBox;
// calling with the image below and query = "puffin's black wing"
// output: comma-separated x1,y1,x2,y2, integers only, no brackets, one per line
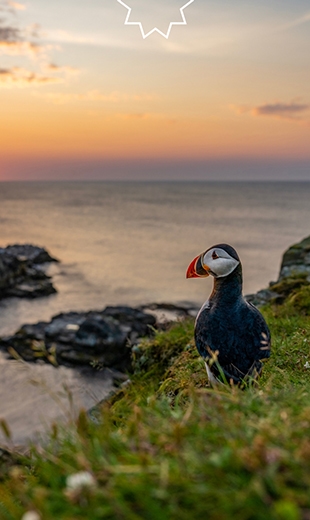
195,299,271,385
243,301,271,361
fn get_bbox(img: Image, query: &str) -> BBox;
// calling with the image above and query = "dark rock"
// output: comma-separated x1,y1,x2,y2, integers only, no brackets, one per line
140,302,200,324
246,289,281,307
7,280,56,298
279,236,310,280
0,244,58,300
103,306,159,335
44,313,84,340
0,244,58,265
0,306,156,371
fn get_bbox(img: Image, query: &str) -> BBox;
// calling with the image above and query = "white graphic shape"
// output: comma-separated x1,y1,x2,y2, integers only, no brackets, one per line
117,0,195,39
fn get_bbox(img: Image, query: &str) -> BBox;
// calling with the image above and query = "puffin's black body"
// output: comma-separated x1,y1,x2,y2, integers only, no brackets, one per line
187,244,271,385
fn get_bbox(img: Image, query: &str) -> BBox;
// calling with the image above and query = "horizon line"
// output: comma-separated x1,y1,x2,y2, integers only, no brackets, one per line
1,178,310,183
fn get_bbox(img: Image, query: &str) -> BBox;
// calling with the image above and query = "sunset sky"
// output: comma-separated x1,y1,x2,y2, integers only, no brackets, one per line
1,0,310,180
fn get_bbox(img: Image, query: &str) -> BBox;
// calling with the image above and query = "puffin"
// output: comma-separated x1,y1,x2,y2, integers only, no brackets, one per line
186,244,271,386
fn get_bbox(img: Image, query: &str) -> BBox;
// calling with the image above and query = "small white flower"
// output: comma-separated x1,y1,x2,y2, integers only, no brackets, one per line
66,471,96,491
304,362,310,369
21,512,41,520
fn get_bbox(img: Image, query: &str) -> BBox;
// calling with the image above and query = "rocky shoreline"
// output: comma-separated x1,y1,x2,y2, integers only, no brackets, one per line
0,236,309,374
0,303,198,371
0,245,58,299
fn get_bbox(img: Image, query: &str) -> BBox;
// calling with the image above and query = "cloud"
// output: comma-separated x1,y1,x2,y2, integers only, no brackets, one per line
116,112,170,121
0,4,47,58
39,90,156,105
0,0,77,87
0,40,41,56
0,24,20,42
7,1,25,10
0,66,62,86
282,11,310,30
43,63,80,76
231,101,310,121
0,0,27,39
252,102,310,119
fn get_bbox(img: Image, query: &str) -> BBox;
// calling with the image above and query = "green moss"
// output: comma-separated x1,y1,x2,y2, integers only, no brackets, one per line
287,285,310,313
157,345,207,402
281,236,310,267
267,276,310,317
270,274,309,300
132,318,194,374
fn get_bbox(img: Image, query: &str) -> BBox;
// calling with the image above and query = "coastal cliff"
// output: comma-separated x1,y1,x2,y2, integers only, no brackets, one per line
0,236,309,519
0,245,58,299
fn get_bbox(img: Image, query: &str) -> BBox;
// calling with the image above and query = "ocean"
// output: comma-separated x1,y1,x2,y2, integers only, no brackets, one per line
1,181,310,336
1,180,310,444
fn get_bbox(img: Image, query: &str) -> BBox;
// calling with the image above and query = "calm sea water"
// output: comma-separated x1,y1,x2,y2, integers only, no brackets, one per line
0,181,310,335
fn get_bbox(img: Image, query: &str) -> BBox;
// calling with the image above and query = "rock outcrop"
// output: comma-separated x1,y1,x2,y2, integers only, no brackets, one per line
0,302,200,371
247,235,310,306
0,244,58,299
0,306,157,371
141,302,199,325
279,236,310,280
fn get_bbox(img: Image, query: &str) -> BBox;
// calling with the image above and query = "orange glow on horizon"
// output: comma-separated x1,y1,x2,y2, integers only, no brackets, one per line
1,94,310,165
1,0,310,179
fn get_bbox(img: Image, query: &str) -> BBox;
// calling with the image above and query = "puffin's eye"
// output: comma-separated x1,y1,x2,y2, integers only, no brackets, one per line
212,251,219,260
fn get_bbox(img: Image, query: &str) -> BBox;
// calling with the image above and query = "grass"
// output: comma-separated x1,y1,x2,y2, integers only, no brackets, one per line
0,285,310,519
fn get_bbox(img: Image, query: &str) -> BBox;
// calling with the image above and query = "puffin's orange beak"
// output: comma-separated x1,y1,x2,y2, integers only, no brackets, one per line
186,254,210,279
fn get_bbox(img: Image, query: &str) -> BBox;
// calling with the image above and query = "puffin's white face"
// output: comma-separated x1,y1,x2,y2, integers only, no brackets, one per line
186,246,240,279
202,247,239,278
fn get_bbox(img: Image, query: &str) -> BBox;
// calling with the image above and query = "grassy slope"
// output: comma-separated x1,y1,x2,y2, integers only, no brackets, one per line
0,287,310,519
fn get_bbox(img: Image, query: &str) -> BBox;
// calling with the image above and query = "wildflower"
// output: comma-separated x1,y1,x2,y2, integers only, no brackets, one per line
66,471,96,492
304,362,310,369
65,471,97,503
21,512,41,520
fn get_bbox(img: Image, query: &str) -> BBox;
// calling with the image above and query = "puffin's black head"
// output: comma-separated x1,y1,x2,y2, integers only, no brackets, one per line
186,244,241,279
